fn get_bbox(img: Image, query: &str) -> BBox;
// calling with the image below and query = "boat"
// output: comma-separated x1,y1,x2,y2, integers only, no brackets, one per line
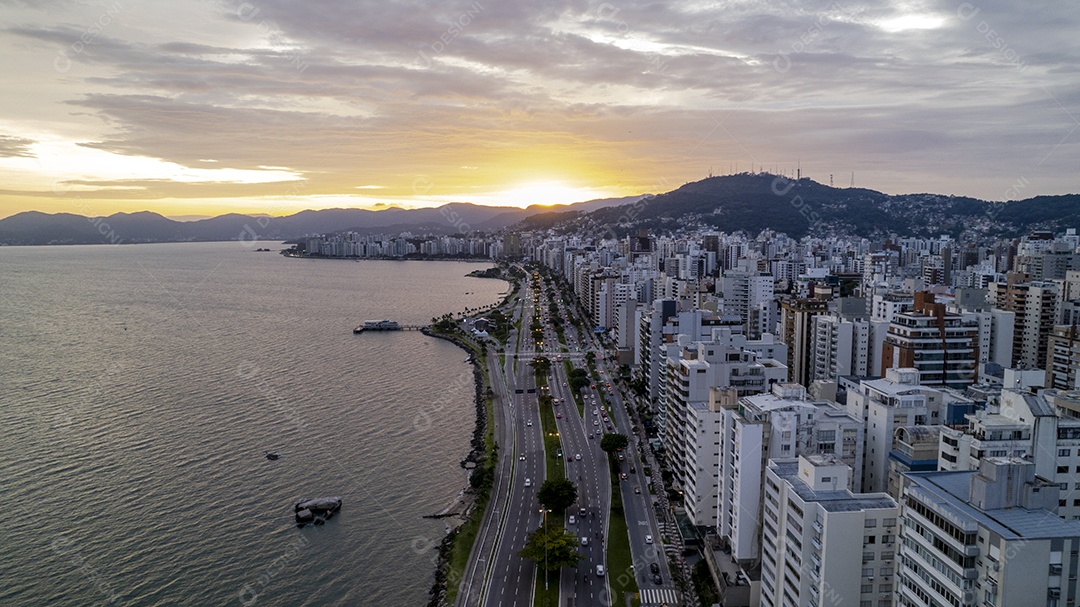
264,450,280,460
353,320,401,333
294,496,342,526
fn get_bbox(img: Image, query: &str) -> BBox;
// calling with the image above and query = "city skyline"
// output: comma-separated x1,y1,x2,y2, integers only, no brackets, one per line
1,0,1077,220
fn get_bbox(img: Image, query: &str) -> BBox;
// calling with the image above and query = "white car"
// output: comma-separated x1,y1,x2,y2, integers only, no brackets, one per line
580,536,589,546
568,515,576,524
645,534,653,544
526,420,533,426
575,453,582,460
524,478,532,487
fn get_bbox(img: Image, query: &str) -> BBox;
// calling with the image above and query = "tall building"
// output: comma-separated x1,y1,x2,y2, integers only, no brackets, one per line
846,368,960,493
720,271,776,339
938,388,1080,521
715,383,863,564
880,292,980,390
898,458,1080,607
781,298,829,386
1047,325,1080,390
991,273,1062,369
663,334,787,525
810,304,888,384
760,455,899,607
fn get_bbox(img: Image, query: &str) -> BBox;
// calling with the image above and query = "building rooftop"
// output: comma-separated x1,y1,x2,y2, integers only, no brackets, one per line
906,470,1080,540
769,459,897,513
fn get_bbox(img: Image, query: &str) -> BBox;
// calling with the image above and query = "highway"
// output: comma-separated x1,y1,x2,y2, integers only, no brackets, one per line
455,266,683,607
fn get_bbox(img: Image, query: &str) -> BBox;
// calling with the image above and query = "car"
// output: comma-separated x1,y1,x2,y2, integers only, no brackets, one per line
619,473,627,480
580,537,589,546
593,409,599,415
588,433,594,439
567,456,573,461
519,453,526,460
524,478,532,487
595,565,605,577
556,449,563,457
593,420,599,426
526,420,533,426
634,487,641,494
580,507,587,516
618,455,624,461
645,534,653,544
652,574,662,585
556,413,562,418
650,563,660,574
575,454,582,460
630,467,636,473
568,514,576,524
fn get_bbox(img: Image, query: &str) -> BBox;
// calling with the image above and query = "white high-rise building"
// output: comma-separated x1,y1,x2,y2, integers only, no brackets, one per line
761,455,899,607
898,458,1080,607
846,369,950,493
663,335,787,525
714,383,863,564
939,388,1080,521
810,312,888,383
720,271,775,339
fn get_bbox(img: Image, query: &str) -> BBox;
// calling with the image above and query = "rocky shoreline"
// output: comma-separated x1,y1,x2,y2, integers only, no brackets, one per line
421,327,490,607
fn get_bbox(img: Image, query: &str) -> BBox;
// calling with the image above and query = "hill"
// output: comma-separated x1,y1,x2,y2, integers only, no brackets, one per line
515,173,1080,241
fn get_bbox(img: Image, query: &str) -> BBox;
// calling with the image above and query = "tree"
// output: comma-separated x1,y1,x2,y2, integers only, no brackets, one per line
537,478,578,512
530,356,552,374
600,433,629,454
519,525,582,572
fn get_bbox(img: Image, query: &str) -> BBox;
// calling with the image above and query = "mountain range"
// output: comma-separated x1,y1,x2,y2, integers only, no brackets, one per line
0,197,639,246
1,175,1078,245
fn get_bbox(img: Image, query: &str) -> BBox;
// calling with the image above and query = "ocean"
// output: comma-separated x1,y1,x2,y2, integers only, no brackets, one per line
0,242,508,607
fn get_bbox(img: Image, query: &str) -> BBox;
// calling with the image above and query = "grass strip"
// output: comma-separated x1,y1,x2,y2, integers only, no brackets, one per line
607,463,641,607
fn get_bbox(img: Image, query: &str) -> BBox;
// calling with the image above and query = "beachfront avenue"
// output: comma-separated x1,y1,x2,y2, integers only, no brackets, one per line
454,264,681,607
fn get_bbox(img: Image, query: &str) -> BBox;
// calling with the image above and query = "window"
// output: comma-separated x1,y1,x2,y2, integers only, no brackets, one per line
822,476,832,483
883,518,897,527
1061,448,1072,457
1060,466,1070,474
866,536,877,545
862,567,874,577
865,519,878,528
879,566,893,576
861,583,873,593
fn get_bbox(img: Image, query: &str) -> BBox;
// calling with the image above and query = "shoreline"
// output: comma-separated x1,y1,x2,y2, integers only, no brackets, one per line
282,252,499,263
421,327,491,607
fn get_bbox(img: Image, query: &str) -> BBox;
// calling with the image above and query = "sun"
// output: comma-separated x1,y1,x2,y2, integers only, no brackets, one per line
495,181,614,208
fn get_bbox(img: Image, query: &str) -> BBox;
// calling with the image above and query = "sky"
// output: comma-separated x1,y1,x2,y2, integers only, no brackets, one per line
0,0,1077,220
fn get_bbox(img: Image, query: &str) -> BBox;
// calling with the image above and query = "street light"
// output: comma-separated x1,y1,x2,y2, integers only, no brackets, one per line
538,507,551,589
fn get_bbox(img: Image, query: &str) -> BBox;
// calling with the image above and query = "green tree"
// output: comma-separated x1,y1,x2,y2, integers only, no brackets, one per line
537,478,578,512
530,356,552,374
600,433,629,454
519,525,582,573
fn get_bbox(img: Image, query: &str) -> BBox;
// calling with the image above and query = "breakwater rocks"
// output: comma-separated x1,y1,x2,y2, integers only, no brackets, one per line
421,327,490,607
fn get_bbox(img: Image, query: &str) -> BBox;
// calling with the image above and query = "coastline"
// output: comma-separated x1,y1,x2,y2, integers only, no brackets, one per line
421,327,491,607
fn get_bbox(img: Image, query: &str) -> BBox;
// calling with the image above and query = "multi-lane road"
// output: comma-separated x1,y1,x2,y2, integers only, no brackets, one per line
456,268,682,607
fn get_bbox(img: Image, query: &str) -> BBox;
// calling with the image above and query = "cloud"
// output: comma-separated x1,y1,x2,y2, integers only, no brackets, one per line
0,0,1078,217
0,134,35,158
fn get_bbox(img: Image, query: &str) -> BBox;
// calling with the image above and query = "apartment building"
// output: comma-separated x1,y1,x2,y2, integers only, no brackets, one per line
761,455,899,607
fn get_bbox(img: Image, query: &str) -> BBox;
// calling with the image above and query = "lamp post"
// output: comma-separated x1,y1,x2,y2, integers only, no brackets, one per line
539,507,551,589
